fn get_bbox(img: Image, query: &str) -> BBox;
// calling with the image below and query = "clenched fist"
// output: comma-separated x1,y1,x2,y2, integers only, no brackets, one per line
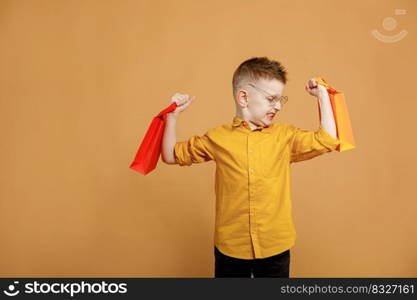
168,93,196,117
305,78,327,97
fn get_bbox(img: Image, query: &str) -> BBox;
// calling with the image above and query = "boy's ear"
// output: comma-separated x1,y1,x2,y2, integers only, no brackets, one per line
236,90,248,107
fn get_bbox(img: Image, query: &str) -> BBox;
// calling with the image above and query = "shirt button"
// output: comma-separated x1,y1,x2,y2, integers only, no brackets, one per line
249,168,254,173
249,149,253,153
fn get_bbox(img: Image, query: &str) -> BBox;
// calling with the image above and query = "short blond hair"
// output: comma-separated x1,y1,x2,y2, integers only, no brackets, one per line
232,57,287,97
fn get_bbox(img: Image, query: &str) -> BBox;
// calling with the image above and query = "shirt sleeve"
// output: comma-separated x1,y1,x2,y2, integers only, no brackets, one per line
289,125,340,163
174,133,214,166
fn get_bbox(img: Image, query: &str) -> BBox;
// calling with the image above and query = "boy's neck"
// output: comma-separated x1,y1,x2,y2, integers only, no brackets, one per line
235,112,262,131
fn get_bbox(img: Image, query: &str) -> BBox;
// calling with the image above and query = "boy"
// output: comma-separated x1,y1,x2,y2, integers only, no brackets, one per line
161,57,339,278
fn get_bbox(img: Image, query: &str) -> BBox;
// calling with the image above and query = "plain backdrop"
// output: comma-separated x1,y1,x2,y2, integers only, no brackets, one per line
0,0,416,277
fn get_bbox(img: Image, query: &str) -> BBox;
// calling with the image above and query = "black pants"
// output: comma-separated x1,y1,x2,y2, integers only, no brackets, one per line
214,246,290,278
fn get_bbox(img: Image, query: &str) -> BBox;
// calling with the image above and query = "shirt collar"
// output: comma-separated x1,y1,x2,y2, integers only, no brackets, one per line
232,116,273,134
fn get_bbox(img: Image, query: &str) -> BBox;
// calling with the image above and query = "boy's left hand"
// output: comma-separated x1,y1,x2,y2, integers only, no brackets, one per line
305,78,327,97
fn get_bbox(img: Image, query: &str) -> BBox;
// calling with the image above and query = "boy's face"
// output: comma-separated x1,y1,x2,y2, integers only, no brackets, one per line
236,77,285,128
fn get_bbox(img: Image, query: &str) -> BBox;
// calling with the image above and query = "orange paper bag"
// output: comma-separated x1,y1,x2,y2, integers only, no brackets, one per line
315,77,355,152
129,102,177,174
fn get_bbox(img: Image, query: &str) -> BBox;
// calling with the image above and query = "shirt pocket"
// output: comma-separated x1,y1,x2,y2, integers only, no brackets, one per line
259,141,289,178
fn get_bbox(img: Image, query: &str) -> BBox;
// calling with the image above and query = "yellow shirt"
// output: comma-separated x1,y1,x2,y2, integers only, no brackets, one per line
174,116,340,259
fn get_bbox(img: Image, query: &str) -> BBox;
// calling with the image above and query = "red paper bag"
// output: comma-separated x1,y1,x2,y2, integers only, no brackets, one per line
129,102,177,174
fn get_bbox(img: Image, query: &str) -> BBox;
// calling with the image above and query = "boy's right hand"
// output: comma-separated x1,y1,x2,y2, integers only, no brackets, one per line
168,93,196,117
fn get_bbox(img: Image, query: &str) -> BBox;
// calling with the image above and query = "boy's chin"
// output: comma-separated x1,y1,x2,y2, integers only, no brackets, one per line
263,117,274,125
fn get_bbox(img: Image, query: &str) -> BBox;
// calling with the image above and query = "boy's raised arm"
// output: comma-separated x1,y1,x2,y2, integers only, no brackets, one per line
161,113,177,164
161,93,196,164
288,78,340,163
305,78,337,139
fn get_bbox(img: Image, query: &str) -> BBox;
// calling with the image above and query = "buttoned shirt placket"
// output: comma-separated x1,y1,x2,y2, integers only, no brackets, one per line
237,119,271,258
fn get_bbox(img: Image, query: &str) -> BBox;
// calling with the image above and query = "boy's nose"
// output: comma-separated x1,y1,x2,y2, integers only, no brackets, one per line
273,101,281,110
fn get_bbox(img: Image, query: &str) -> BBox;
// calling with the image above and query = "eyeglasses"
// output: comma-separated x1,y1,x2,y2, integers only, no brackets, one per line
247,83,288,107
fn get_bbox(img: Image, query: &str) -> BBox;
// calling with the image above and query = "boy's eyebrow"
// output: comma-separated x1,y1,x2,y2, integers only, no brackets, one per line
265,87,283,98
266,90,282,98
250,83,282,98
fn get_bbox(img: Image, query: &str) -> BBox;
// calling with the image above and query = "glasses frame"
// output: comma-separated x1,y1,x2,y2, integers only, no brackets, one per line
247,83,288,107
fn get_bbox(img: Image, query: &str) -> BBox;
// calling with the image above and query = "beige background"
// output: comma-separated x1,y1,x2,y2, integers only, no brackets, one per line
0,0,416,277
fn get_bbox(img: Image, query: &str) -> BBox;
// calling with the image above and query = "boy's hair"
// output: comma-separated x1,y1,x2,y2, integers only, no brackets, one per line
232,57,287,97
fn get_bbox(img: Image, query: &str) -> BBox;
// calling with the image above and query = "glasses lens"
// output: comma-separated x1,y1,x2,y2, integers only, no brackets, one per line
249,83,288,106
269,97,287,107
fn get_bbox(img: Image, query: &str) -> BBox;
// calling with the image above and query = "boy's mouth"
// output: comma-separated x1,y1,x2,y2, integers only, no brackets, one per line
266,113,275,119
